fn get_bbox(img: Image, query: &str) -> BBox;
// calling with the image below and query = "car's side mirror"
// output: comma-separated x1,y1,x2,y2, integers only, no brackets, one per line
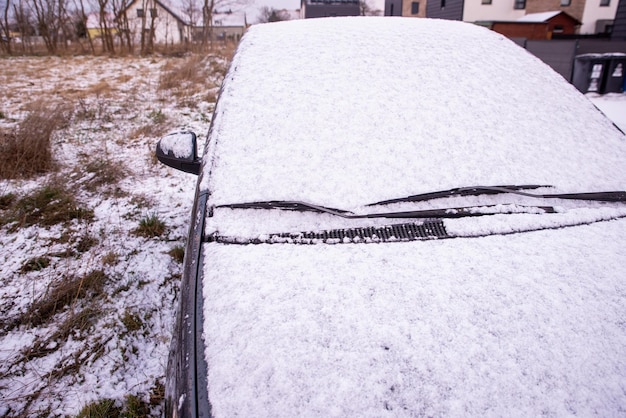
156,131,201,175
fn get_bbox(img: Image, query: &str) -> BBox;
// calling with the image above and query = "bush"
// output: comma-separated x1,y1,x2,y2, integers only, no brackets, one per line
0,103,73,179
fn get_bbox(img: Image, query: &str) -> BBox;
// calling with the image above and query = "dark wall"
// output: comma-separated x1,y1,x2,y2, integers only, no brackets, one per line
303,2,360,18
526,40,578,80
523,39,626,82
611,0,626,40
426,0,463,20
385,0,403,16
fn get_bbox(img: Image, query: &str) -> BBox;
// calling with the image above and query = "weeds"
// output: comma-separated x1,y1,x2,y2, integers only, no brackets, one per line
0,103,73,179
0,192,16,209
76,399,121,418
20,256,51,273
168,245,185,263
24,270,107,327
1,183,93,229
134,213,166,238
158,54,207,91
121,309,143,333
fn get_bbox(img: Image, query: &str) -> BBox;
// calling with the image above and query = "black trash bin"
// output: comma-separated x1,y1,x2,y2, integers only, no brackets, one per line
572,54,608,94
572,53,626,94
603,53,626,94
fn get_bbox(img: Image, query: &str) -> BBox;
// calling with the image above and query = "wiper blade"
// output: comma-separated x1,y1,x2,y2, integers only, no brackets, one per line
369,185,626,206
215,201,352,216
216,201,556,219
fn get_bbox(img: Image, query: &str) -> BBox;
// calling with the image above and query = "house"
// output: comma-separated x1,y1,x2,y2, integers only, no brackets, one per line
300,0,360,18
198,10,248,42
384,0,427,17
490,11,581,40
426,0,618,35
118,0,190,45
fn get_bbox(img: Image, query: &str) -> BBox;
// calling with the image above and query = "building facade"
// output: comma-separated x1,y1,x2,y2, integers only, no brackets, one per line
301,0,360,18
426,0,619,35
384,0,428,17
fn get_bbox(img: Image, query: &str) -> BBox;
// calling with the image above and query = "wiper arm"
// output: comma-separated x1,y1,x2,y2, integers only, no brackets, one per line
215,201,353,217
216,201,556,219
368,185,626,206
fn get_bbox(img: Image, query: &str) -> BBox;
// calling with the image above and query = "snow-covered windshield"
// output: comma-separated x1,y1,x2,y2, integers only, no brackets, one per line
200,17,626,212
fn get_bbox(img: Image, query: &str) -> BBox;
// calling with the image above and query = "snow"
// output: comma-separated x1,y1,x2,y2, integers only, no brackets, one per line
198,17,626,417
516,11,562,22
0,54,223,416
202,219,626,417
202,18,626,211
0,16,625,417
159,131,196,159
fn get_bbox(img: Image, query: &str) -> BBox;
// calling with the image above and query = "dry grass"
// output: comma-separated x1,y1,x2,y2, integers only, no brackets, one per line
0,103,73,179
1,182,94,229
158,54,207,91
25,270,107,327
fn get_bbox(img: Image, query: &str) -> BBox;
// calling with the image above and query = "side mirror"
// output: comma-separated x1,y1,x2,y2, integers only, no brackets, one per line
156,131,201,175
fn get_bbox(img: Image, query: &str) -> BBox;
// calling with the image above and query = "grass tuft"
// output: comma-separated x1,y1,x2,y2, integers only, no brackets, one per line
25,270,107,327
121,309,143,333
76,399,121,418
2,183,94,229
83,158,127,192
0,103,73,179
134,213,166,238
168,245,185,263
20,256,52,273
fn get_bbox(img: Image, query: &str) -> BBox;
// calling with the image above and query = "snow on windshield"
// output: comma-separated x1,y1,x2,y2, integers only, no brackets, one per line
202,17,626,210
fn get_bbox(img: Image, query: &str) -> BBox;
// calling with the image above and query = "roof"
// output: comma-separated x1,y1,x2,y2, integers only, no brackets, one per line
119,0,189,25
516,10,581,24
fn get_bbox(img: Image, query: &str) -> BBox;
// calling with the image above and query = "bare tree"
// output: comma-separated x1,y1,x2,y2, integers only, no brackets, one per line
72,0,94,52
0,0,11,54
29,0,72,53
200,0,249,48
360,0,381,16
256,6,290,23
13,0,34,52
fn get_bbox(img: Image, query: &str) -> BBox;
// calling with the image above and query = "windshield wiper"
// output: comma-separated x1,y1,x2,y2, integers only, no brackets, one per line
216,201,556,219
368,185,626,206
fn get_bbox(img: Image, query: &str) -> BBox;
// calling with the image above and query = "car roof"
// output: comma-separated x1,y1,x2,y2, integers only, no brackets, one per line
201,17,626,209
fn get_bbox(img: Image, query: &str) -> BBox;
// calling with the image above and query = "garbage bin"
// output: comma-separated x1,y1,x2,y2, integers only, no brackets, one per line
572,54,608,94
572,53,626,94
603,53,626,94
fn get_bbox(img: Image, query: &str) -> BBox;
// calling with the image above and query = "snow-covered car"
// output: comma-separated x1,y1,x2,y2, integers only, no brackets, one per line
156,17,626,417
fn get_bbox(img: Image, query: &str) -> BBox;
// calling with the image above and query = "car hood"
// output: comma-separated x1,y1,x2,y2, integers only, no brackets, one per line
201,217,626,417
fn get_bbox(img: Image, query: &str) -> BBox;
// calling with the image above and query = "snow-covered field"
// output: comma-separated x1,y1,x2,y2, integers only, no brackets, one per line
0,51,624,417
0,53,228,417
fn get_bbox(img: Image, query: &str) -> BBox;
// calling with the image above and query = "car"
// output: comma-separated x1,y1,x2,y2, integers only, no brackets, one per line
156,17,626,417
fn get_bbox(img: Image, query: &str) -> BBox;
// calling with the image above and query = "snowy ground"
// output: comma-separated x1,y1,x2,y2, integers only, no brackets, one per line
0,51,624,417
588,92,626,132
0,53,228,417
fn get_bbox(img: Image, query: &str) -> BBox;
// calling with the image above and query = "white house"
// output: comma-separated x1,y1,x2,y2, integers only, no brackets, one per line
120,0,190,46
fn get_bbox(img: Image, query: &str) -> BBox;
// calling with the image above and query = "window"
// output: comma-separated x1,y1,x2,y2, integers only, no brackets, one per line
136,8,144,17
411,1,419,14
441,0,445,8
560,0,571,6
600,0,610,6
514,0,525,9
553,25,564,33
150,8,158,17
482,0,492,4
